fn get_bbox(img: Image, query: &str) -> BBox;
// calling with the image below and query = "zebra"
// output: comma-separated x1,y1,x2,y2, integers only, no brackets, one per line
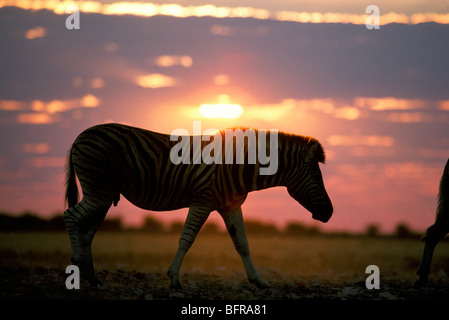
63,123,333,288
415,158,449,287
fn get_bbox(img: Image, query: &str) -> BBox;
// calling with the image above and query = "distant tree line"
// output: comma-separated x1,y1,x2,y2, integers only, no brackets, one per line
0,211,426,238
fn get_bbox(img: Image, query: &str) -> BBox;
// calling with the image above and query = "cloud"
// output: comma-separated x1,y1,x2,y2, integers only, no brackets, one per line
354,97,430,111
244,98,362,122
350,97,449,123
24,26,46,39
334,107,360,120
22,143,50,154
1,94,100,124
439,100,449,111
0,100,26,111
385,112,433,123
136,74,178,88
418,148,449,159
2,1,449,24
29,157,65,168
411,13,449,24
155,55,193,68
328,135,394,147
245,99,295,122
17,113,58,125
90,77,105,89
80,94,100,108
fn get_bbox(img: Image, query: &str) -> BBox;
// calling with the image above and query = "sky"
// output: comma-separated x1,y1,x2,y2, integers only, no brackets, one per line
0,1,448,233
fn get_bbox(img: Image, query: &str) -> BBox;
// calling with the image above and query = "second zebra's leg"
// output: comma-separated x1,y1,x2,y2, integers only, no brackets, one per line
167,205,211,289
218,206,270,289
415,225,448,287
64,198,110,287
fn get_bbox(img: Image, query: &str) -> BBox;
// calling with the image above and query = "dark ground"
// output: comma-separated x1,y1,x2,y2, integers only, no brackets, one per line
2,265,449,300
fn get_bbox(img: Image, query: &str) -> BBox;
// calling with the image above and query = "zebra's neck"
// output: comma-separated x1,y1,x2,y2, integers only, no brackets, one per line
245,131,306,192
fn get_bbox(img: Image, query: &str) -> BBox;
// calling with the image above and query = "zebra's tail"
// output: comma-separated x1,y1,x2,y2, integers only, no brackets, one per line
436,158,449,221
65,148,79,208
421,158,449,241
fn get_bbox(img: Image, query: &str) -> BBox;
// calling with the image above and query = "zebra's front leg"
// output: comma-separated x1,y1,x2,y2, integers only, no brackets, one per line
218,206,270,289
168,205,211,289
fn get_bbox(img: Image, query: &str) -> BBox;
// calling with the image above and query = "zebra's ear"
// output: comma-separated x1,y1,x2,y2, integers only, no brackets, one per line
306,140,326,164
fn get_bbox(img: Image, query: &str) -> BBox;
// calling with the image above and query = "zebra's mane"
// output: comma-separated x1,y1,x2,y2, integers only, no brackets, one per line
281,132,326,164
221,127,326,164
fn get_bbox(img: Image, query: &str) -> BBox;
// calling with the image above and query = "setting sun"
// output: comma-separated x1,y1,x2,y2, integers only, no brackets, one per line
199,94,243,119
199,103,243,119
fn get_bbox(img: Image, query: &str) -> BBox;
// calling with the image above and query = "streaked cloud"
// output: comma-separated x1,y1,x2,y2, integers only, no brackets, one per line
386,112,433,123
29,157,65,168
245,98,360,122
439,100,449,111
334,107,360,120
80,94,100,108
103,2,158,16
411,13,449,24
0,100,26,111
17,113,58,125
328,135,394,147
136,73,177,88
103,41,119,53
24,26,46,39
1,94,100,124
210,25,233,36
90,77,105,89
245,99,295,122
30,94,99,113
2,1,448,25
155,55,193,68
22,143,50,154
419,148,449,159
354,97,429,111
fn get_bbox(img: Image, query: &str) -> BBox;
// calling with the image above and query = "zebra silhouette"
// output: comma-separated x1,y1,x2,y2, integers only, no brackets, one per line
415,158,449,287
63,123,333,288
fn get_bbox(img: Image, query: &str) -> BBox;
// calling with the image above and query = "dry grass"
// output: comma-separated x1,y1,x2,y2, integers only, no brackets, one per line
1,232,449,299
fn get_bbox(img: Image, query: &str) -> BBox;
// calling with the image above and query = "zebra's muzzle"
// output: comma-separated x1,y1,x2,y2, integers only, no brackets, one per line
311,203,333,223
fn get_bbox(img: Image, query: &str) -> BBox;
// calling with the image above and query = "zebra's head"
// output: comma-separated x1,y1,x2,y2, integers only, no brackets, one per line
287,139,333,223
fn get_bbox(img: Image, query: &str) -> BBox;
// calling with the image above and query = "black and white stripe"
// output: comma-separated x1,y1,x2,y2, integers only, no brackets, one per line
63,123,333,288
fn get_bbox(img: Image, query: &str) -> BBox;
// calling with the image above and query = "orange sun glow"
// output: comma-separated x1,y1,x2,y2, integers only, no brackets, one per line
199,94,243,119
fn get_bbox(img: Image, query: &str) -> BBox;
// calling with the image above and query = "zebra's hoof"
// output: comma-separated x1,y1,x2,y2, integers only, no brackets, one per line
167,270,183,289
90,276,103,288
85,274,103,289
413,278,427,288
169,280,183,290
250,277,270,289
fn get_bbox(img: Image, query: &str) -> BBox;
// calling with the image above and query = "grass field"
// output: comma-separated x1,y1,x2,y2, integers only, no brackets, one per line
1,231,449,300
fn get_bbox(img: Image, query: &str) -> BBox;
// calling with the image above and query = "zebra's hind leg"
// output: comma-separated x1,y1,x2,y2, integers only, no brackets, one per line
218,206,270,289
167,205,211,289
64,199,110,288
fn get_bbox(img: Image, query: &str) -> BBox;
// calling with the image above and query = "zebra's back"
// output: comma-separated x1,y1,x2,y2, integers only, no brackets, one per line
71,123,215,211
